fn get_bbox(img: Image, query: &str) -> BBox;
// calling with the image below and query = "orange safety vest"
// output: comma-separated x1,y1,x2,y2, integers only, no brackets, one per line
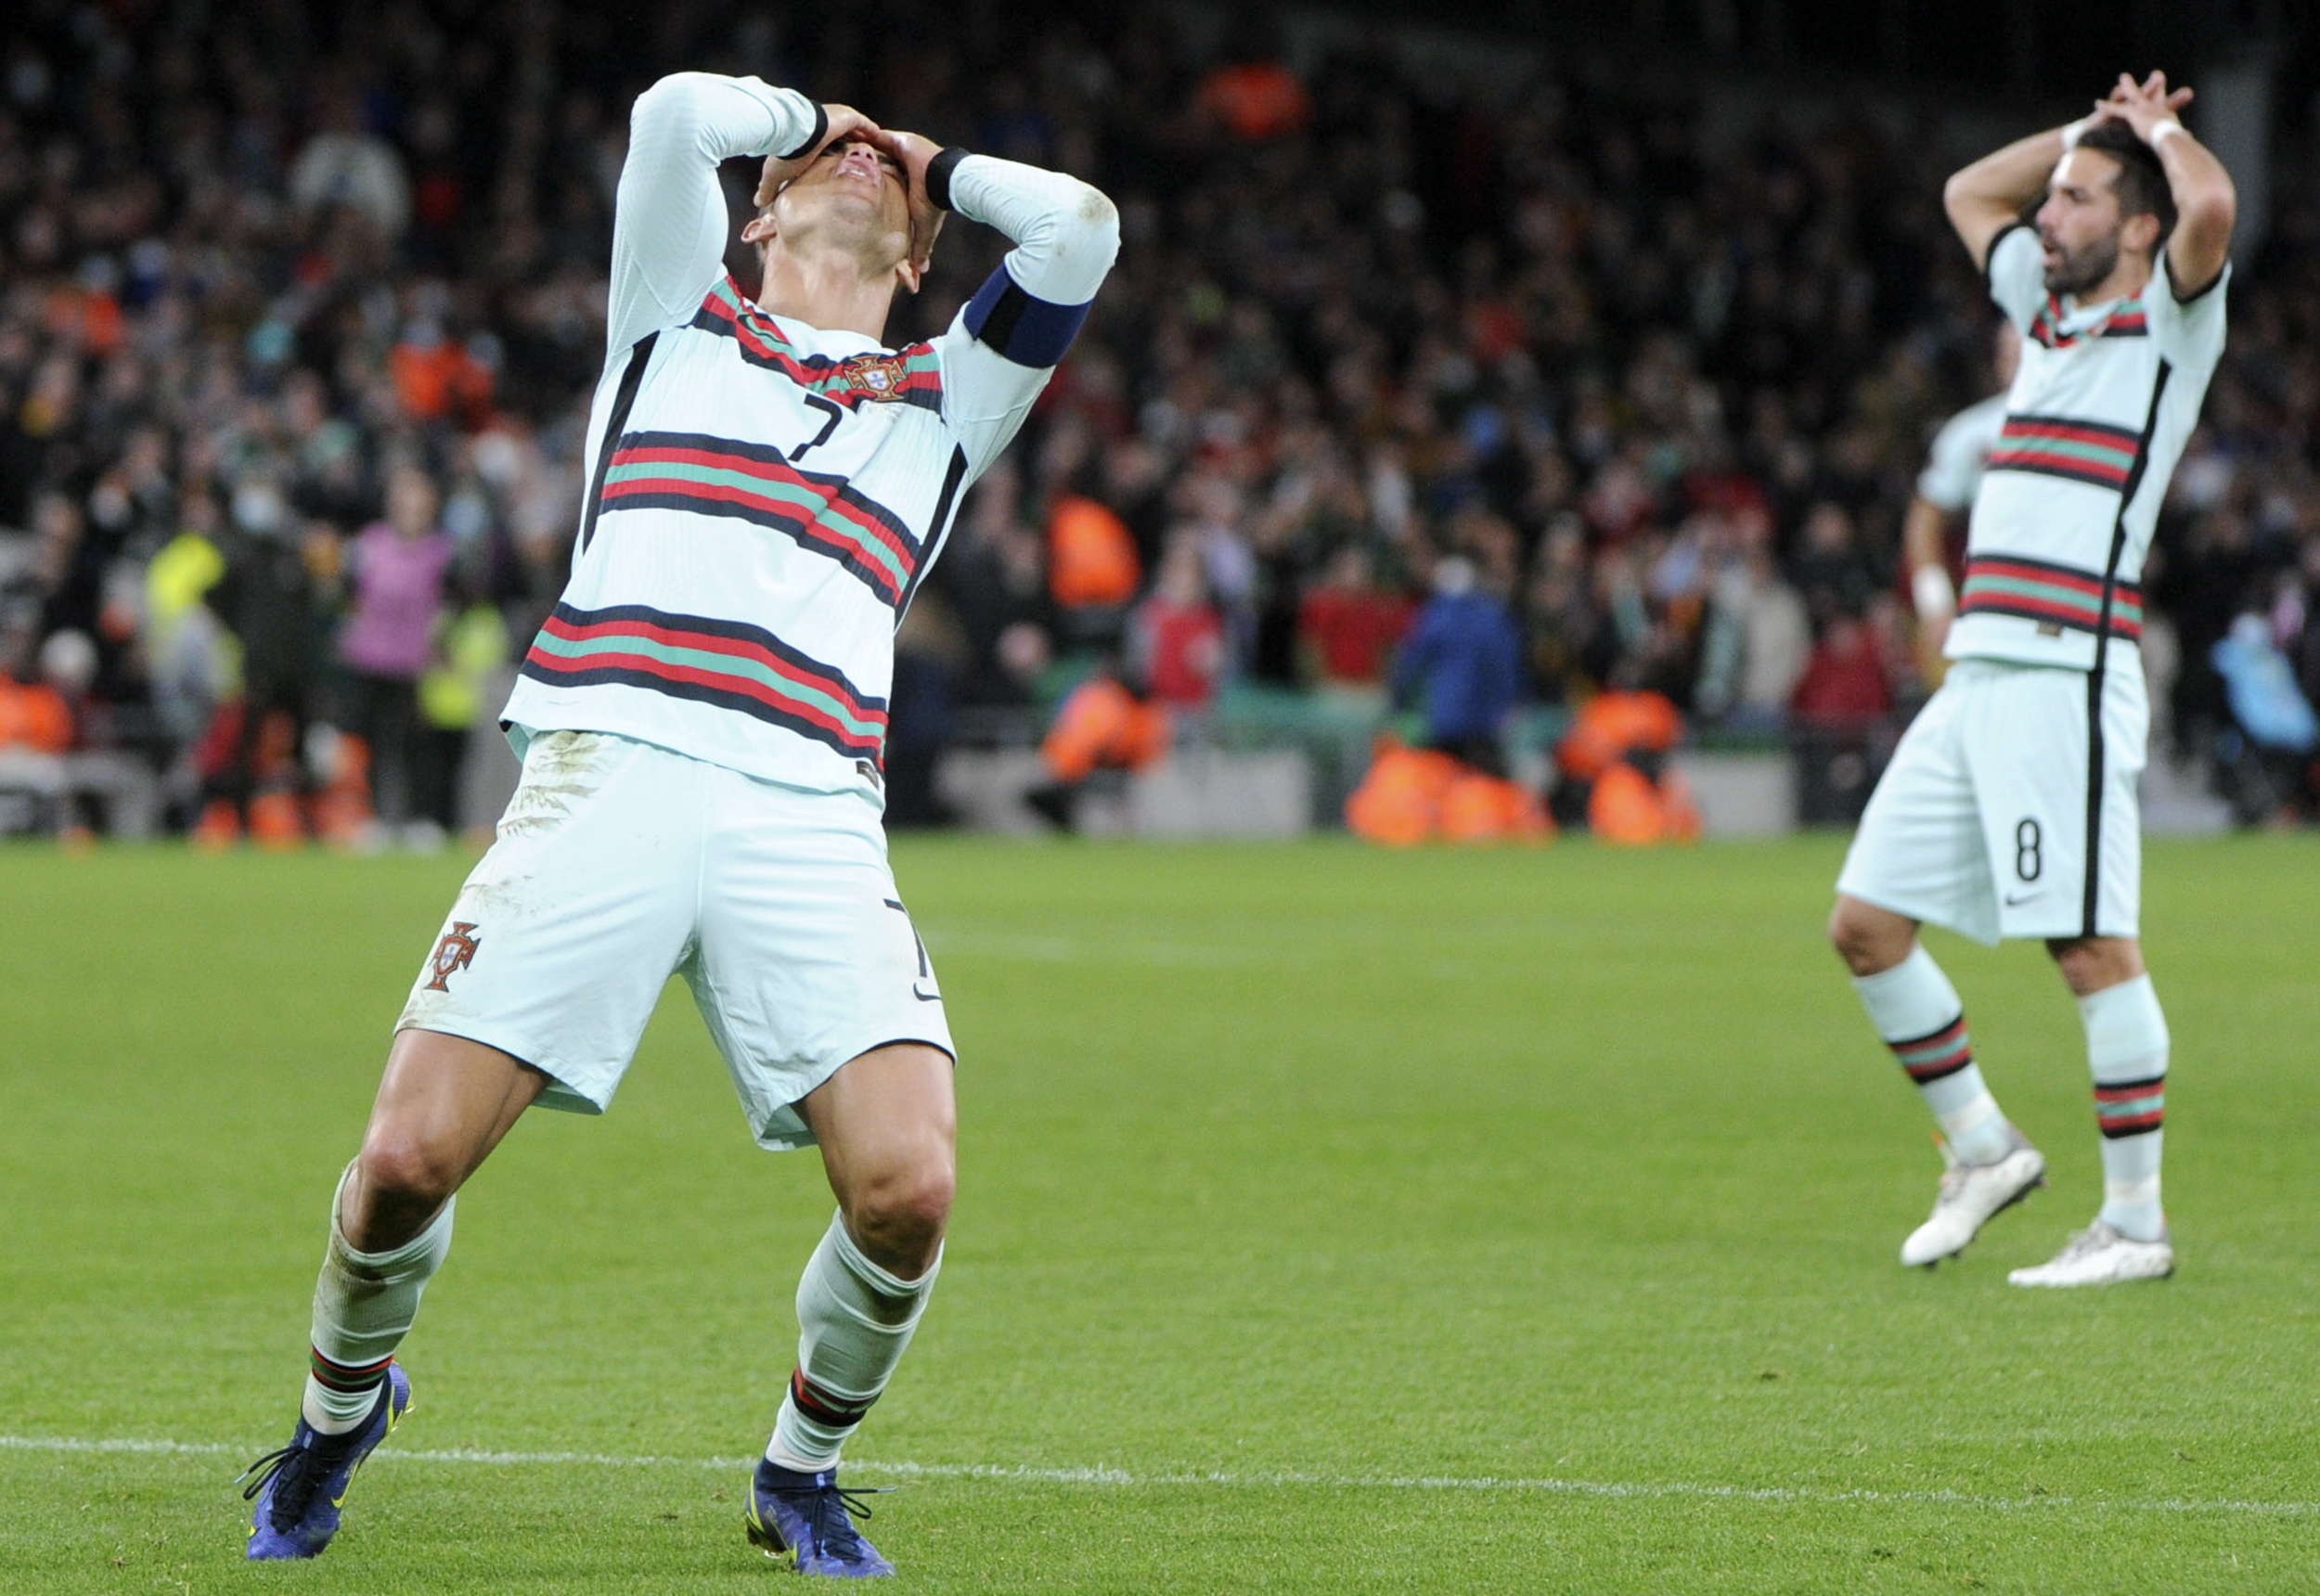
1555,689,1682,780
1042,676,1170,782
0,681,71,753
1047,496,1142,609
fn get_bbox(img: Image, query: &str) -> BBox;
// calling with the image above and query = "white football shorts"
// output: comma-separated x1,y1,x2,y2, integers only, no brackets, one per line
1837,657,2146,946
397,729,952,1150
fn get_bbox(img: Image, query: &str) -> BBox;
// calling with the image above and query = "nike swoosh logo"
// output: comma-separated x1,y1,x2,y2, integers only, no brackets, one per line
2004,891,2044,906
912,985,943,1003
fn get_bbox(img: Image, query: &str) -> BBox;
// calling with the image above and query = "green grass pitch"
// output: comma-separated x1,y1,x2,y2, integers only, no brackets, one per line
4,832,2318,1593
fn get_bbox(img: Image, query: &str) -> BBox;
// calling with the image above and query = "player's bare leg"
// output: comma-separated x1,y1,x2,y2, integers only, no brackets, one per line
801,1042,957,1276
246,1031,545,1558
2010,935,2174,1286
310,1030,546,1418
1830,895,2042,1265
347,1029,550,1249
1826,895,1917,979
748,1042,954,1576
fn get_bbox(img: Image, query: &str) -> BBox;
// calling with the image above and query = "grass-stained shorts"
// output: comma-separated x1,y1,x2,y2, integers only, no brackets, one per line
1837,657,2146,946
397,730,952,1150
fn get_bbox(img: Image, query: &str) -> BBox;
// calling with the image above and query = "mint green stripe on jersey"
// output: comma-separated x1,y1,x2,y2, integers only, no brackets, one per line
527,629,883,740
2000,437,2135,469
1965,574,2105,615
600,460,912,586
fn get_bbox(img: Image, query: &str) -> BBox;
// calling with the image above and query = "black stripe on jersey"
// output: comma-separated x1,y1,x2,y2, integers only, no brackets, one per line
896,445,970,625
513,658,875,760
608,428,923,559
1983,221,2032,293
963,264,1092,368
2082,359,2172,938
2173,259,2229,303
579,332,659,555
1985,454,2133,493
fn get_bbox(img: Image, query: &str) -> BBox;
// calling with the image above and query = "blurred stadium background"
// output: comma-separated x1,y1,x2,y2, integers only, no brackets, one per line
4,0,2318,849
10,7,2320,1592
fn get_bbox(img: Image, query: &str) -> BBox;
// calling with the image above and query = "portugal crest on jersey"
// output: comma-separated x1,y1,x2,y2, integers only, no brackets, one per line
424,921,481,991
838,354,909,401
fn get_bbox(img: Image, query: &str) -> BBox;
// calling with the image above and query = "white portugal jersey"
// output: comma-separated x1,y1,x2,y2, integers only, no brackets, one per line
1947,224,2228,673
500,73,1119,795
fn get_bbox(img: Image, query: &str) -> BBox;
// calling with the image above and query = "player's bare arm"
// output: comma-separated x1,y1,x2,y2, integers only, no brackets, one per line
1901,494,1953,654
2092,71,2236,294
1944,125,2082,270
1940,74,2192,270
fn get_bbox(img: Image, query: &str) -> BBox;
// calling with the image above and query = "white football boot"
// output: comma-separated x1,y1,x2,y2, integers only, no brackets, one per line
2007,1220,2174,1287
1900,1130,2045,1268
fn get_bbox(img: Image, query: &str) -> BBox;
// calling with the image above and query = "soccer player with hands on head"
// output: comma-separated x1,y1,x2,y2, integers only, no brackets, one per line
1828,71,2233,1287
240,70,1115,1577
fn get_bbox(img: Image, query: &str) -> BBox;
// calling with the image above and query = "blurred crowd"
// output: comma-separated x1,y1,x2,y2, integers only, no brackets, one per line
4,0,2319,841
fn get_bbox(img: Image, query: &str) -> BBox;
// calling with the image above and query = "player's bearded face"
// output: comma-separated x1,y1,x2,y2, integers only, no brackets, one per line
2036,150,2131,298
2039,222,2121,297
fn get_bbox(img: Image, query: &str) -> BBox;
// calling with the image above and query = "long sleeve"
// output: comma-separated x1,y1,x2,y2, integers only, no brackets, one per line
606,73,824,356
929,154,1120,477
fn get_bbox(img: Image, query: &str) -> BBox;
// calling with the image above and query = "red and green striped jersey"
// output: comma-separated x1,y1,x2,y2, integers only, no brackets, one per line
499,72,1115,792
1958,555,2143,642
1952,225,2229,672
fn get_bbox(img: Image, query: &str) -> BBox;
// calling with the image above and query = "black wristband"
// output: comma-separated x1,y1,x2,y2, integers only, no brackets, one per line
926,146,972,212
776,103,828,162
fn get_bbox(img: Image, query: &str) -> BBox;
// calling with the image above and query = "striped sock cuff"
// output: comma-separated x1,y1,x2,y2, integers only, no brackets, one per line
309,1347,393,1395
2094,1073,2166,1139
789,1368,877,1429
1888,1015,1974,1083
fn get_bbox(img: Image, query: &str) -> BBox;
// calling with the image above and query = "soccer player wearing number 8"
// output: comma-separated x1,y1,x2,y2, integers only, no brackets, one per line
1827,72,2234,1288
239,75,1115,1572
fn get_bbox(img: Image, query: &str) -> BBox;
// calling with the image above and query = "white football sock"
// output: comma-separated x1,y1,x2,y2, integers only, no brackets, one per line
766,1211,940,1472
303,1162,455,1434
2081,975,2169,1242
1852,946,2013,1165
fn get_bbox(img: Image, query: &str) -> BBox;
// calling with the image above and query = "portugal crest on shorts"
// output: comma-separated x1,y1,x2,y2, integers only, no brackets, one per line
838,354,909,401
424,921,481,992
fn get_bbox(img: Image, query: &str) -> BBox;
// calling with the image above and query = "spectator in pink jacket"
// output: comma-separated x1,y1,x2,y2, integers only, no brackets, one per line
340,464,451,842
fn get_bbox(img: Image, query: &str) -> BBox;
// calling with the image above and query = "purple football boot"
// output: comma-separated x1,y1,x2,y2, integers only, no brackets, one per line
241,1362,413,1559
745,1459,896,1577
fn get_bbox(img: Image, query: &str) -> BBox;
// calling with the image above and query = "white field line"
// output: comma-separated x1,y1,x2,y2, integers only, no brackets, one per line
3,1434,2312,1518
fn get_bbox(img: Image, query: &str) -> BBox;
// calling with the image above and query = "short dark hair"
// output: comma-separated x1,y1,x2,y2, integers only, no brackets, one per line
2075,121,2177,247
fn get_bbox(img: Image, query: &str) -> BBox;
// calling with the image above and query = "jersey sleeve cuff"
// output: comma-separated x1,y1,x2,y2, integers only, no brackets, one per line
776,101,828,161
1984,221,2033,290
925,146,971,212
2172,258,2229,304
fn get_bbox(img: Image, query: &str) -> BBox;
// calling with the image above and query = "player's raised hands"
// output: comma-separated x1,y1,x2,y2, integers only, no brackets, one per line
2093,71,2195,144
867,128,947,290
754,104,883,209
